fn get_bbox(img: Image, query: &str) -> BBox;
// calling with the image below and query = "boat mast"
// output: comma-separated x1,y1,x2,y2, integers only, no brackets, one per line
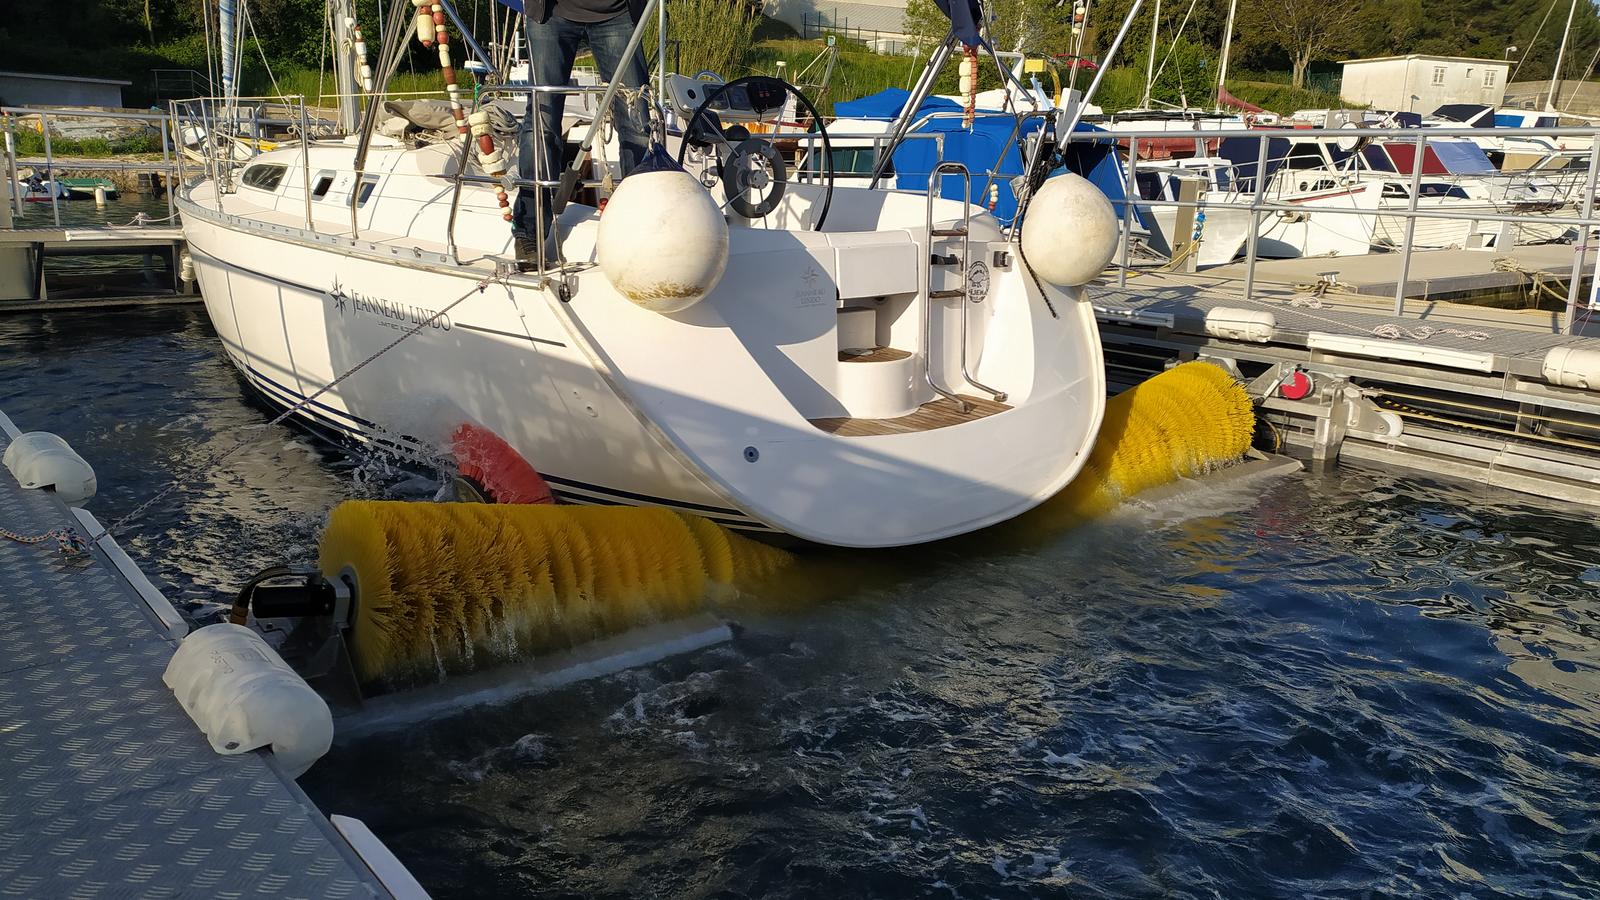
1549,0,1579,110
1215,0,1237,111
331,0,362,133
1140,0,1161,108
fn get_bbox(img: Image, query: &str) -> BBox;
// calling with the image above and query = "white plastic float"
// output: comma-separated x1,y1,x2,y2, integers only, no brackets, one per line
163,623,334,778
2,431,97,505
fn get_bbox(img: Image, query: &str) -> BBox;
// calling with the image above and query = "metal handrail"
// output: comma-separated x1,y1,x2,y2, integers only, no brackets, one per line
923,161,973,411
1080,121,1600,331
445,82,619,268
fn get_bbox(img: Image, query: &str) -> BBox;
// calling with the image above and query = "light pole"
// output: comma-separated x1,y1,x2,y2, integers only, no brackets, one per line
1505,45,1518,61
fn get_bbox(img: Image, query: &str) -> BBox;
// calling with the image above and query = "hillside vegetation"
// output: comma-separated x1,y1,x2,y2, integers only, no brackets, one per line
4,0,1593,113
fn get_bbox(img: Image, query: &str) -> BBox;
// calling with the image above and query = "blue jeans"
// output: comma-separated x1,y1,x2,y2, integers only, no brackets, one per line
513,12,650,246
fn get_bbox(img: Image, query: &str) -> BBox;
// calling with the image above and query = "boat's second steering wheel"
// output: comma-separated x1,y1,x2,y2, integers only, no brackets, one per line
676,75,833,231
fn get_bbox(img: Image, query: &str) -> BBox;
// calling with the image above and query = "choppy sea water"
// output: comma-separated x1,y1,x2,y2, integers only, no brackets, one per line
2,304,1597,898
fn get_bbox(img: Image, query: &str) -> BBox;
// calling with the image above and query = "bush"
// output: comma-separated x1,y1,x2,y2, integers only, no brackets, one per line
646,0,761,83
8,126,164,158
1227,80,1352,114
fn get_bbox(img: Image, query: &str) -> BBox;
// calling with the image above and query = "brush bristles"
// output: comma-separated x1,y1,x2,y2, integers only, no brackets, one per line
319,503,793,687
1026,361,1255,530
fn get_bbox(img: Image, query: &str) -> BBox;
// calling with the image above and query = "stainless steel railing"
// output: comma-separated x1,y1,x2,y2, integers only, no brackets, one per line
1066,122,1600,334
1,105,182,226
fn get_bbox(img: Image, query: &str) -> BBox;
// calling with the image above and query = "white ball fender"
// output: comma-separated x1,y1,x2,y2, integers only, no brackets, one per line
596,170,730,314
1020,173,1119,287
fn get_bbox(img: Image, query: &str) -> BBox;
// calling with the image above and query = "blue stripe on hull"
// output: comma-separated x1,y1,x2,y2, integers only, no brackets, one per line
227,356,772,531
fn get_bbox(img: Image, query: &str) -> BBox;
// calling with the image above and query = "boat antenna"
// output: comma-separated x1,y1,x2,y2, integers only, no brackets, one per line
1214,0,1237,112
1139,0,1160,109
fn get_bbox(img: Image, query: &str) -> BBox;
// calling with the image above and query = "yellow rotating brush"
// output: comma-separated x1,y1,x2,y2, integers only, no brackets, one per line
315,362,1254,687
318,503,793,687
1020,361,1256,531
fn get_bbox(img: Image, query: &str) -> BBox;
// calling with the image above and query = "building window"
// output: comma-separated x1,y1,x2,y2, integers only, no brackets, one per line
1432,66,1446,85
1484,70,1497,88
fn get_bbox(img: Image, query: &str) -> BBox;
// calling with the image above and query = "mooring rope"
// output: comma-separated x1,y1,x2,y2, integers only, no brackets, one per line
82,274,508,547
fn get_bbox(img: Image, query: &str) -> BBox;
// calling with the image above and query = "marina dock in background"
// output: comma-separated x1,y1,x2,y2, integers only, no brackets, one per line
0,408,423,898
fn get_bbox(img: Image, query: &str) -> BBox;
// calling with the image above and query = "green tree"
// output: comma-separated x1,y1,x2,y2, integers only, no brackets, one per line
1238,0,1362,88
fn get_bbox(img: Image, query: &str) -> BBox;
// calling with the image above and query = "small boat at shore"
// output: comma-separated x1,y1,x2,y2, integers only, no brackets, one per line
13,173,69,202
59,177,119,201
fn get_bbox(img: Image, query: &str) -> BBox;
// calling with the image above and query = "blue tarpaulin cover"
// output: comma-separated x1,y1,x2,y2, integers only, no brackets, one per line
1430,139,1497,174
833,88,1041,224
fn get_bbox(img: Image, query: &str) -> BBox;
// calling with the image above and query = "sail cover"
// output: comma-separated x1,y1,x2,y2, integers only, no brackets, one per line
935,0,985,47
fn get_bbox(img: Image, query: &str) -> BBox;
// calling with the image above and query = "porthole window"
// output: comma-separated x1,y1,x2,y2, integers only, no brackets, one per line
240,164,287,192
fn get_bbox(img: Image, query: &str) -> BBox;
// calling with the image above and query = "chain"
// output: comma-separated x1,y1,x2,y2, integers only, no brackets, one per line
1,525,88,556
85,275,506,545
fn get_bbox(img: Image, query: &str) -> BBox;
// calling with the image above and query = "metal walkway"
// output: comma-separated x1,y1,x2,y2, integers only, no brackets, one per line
0,411,401,898
1091,271,1600,508
1094,271,1600,379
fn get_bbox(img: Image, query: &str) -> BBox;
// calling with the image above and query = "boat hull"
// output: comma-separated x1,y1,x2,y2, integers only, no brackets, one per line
181,206,770,532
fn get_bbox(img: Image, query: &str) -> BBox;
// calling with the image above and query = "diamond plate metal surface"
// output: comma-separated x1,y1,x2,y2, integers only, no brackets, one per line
1094,280,1600,364
0,431,388,899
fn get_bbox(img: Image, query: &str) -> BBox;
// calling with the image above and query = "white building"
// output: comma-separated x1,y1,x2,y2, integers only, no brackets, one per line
1339,54,1510,113
0,71,131,108
765,0,911,52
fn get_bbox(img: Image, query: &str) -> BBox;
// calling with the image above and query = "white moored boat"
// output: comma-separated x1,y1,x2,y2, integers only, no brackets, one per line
176,0,1116,548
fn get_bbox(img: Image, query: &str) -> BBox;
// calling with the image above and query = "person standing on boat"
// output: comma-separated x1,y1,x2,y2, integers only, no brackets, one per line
513,0,651,267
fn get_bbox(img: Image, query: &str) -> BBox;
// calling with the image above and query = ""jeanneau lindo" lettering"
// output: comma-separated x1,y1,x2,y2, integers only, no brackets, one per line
327,280,452,331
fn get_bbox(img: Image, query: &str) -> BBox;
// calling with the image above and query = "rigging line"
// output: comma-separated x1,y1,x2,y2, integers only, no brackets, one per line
242,2,287,101
202,0,217,99
1148,0,1201,94
84,275,508,547
1513,0,1561,83
318,3,330,110
1563,38,1600,112
1068,0,1093,95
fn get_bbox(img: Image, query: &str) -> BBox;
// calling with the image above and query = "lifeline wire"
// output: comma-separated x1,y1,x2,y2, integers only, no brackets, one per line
83,275,507,547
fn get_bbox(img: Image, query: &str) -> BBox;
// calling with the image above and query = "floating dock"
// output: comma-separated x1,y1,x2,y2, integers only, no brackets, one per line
1094,260,1600,507
0,224,196,309
0,410,420,898
1185,244,1593,326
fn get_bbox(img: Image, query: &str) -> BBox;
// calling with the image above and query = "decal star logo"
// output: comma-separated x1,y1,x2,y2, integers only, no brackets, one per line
801,265,821,287
329,279,348,314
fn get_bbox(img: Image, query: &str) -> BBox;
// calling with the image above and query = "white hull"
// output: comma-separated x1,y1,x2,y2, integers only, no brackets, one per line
179,140,1106,547
1255,184,1383,259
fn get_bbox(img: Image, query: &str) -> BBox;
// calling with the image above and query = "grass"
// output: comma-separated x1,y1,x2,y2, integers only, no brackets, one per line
252,68,451,108
1226,81,1352,114
6,124,164,158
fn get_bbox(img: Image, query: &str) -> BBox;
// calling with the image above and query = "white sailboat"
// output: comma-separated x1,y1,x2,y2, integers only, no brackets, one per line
176,0,1118,548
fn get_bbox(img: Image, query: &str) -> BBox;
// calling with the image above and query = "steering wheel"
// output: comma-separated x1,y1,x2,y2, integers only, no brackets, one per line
676,75,834,231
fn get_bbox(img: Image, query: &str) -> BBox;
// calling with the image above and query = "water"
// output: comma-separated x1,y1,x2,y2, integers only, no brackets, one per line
8,191,174,229
3,307,1599,897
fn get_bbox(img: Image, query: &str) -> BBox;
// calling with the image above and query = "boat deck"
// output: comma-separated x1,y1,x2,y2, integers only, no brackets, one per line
810,395,1011,436
0,411,399,898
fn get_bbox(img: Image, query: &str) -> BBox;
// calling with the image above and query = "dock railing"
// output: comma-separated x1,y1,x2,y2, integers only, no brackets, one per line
1061,122,1600,334
2,105,181,227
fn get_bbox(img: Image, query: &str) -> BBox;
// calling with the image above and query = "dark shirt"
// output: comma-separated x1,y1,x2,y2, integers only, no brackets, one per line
554,0,628,24
525,0,644,26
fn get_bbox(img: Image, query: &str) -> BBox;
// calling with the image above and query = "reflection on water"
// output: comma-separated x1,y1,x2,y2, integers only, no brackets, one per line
10,190,175,232
2,308,1598,897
